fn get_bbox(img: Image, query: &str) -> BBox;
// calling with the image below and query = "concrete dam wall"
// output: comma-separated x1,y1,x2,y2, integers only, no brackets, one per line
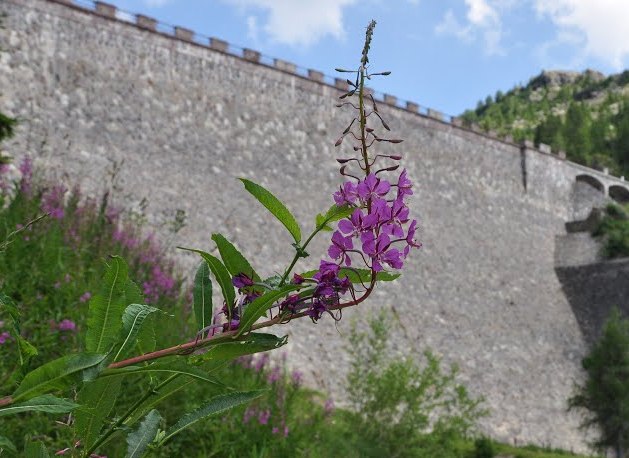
2,0,629,449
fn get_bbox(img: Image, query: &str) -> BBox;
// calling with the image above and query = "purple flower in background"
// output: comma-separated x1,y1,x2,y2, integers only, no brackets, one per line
0,332,11,344
58,319,76,332
243,407,256,424
324,398,335,415
19,156,33,196
333,181,358,206
291,370,303,386
254,353,270,372
396,169,413,199
79,292,92,303
258,409,271,425
41,185,67,220
267,366,281,384
357,173,390,203
362,233,404,271
328,230,353,266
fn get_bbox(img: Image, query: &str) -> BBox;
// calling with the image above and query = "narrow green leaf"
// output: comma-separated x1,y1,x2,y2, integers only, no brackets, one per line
124,376,193,428
100,361,223,386
161,391,265,444
180,248,235,310
193,262,213,330
86,256,131,354
236,285,301,337
301,268,400,284
114,304,161,362
24,441,49,458
1,291,37,366
12,353,107,402
0,435,17,454
315,204,354,231
211,233,259,281
126,409,161,458
74,378,122,450
0,395,78,417
192,333,288,363
239,178,301,243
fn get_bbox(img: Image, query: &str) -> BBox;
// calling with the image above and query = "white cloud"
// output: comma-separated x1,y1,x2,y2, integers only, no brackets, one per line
535,0,629,69
435,0,506,56
143,0,171,6
222,0,357,47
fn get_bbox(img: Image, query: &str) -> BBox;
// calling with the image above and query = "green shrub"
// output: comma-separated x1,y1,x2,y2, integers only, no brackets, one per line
594,203,629,258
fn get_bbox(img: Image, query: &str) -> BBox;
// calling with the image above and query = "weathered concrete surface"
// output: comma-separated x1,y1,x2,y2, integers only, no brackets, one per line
2,0,629,450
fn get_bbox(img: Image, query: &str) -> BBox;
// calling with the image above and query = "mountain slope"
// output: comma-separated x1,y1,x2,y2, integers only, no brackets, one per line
460,69,629,176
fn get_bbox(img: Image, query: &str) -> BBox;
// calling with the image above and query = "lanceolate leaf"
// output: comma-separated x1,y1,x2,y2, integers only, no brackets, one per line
100,361,224,386
0,435,17,454
12,353,107,402
301,267,400,284
74,378,122,450
160,390,265,444
114,304,161,362
180,248,235,311
126,409,161,458
192,333,288,363
0,395,78,418
24,441,49,458
239,178,302,243
236,285,301,337
86,256,131,354
211,233,259,281
193,262,213,330
315,204,354,232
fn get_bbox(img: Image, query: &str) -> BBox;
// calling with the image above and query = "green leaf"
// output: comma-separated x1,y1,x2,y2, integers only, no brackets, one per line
239,178,301,243
0,435,17,454
24,441,49,458
86,256,132,354
126,409,161,458
160,391,265,444
0,395,78,417
1,291,37,366
301,268,400,284
114,304,161,361
211,233,260,281
100,361,224,386
12,353,107,402
74,378,122,450
193,262,213,330
315,204,354,232
124,376,193,428
179,248,235,311
192,333,288,363
236,285,301,337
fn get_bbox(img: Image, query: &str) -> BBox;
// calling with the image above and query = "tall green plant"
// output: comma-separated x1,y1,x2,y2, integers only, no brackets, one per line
569,308,629,458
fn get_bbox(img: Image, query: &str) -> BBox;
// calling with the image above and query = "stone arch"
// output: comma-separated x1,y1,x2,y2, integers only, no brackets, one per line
609,185,629,204
575,174,605,193
573,174,606,220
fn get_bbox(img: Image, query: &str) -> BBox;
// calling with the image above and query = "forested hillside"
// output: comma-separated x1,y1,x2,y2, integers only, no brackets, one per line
461,69,629,177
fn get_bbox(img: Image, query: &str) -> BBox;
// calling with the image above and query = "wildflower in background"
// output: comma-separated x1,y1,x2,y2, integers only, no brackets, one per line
41,184,67,219
0,331,11,344
291,370,303,387
79,291,92,303
267,366,281,384
324,398,335,415
18,156,33,196
57,319,76,332
243,406,256,424
258,409,271,425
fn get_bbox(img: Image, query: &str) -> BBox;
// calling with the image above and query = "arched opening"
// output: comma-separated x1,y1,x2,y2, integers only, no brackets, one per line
576,174,605,193
609,185,629,204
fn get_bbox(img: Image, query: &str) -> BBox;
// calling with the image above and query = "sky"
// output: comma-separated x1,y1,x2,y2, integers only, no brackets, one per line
103,0,629,117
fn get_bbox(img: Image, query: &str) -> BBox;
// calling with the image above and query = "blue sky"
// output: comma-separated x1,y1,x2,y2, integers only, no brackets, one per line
106,0,629,116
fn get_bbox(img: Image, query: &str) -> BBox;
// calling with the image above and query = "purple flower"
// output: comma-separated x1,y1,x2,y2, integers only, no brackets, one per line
291,273,305,285
58,319,76,332
291,370,303,386
362,233,404,271
0,331,11,344
328,230,354,266
382,198,409,238
258,409,271,425
19,156,33,196
41,185,67,220
243,407,256,424
338,208,371,237
333,181,358,206
267,366,281,384
396,169,413,199
357,174,390,203
79,292,92,303
312,260,340,283
280,294,301,314
254,353,270,372
404,219,422,257
232,273,254,289
324,398,335,415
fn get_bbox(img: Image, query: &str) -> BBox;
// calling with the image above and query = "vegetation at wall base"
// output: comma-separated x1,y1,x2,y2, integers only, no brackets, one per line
593,203,629,258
